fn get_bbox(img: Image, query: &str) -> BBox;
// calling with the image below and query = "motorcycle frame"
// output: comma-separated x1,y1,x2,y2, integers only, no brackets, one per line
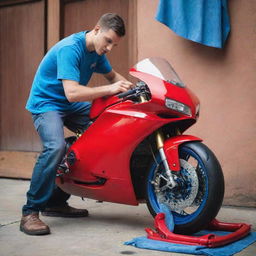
56,68,201,206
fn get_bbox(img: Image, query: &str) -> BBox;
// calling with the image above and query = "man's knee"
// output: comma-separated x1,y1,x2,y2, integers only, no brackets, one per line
46,139,66,158
52,140,66,154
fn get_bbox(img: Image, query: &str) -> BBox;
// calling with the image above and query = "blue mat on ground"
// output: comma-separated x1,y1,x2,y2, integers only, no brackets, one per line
125,204,256,255
124,232,256,256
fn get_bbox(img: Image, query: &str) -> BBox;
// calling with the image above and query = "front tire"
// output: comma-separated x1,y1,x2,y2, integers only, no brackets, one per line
145,142,224,234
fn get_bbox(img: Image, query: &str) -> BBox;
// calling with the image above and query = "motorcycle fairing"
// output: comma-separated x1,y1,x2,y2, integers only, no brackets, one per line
89,95,122,120
129,69,200,120
57,105,191,205
90,67,200,121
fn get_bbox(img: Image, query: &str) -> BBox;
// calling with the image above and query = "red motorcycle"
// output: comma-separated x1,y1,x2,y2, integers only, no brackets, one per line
56,57,225,234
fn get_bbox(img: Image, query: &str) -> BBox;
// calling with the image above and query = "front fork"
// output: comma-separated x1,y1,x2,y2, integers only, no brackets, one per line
155,129,203,189
156,130,177,188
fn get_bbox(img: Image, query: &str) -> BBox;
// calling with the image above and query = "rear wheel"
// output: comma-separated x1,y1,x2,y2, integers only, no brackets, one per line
145,142,224,234
52,136,77,204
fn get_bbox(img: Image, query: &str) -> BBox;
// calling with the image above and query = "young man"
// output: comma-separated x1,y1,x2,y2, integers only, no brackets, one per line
20,13,133,236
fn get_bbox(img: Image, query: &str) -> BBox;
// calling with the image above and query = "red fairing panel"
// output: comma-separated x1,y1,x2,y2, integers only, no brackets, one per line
57,105,178,205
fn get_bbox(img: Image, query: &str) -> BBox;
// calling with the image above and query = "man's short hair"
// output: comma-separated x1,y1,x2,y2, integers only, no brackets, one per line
98,13,125,37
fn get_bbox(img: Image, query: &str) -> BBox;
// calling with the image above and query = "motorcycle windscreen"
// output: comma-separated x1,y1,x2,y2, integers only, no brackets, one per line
132,57,185,88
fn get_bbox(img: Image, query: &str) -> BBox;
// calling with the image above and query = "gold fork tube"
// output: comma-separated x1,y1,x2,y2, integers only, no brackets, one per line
156,130,165,149
155,129,177,188
139,95,147,103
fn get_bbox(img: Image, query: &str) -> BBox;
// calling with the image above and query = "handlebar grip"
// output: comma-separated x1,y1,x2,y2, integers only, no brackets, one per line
117,88,137,99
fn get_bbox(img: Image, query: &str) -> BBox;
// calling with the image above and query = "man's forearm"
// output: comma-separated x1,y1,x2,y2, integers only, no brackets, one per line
63,79,133,102
63,82,113,102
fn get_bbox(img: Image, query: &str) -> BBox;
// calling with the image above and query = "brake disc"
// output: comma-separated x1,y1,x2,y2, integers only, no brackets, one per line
154,159,199,212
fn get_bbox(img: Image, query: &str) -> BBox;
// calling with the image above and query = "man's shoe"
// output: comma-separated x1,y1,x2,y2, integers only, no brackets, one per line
20,213,50,235
41,204,89,218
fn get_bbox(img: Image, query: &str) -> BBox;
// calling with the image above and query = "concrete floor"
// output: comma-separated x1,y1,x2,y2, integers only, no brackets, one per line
0,178,255,256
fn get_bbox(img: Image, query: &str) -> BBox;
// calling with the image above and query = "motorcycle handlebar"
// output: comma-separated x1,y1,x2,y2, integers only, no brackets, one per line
117,88,137,99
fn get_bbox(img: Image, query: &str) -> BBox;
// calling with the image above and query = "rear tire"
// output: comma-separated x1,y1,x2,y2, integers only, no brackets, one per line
46,186,71,207
52,136,77,205
145,142,224,234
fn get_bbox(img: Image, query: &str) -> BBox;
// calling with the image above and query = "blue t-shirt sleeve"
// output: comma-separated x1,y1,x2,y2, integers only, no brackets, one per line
57,46,80,82
95,55,112,74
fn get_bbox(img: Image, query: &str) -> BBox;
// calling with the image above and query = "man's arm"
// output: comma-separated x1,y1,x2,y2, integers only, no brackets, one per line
63,68,133,102
62,78,132,102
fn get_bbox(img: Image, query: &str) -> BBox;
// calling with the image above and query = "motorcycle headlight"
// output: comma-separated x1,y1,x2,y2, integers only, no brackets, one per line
165,98,192,116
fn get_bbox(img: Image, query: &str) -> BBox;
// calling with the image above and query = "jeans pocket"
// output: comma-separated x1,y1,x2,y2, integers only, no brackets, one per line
32,113,43,131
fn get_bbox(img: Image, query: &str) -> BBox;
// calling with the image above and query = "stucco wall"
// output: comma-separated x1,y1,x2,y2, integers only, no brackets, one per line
136,0,256,207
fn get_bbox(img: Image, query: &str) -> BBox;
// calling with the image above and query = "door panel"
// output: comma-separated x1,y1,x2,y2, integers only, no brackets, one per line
0,0,135,151
0,1,45,151
62,0,130,87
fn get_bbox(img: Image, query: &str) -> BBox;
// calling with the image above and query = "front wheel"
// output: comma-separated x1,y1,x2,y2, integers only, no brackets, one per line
145,142,225,234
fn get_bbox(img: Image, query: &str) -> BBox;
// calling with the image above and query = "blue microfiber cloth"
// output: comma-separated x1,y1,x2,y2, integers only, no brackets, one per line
159,203,174,231
125,205,256,255
124,232,256,256
155,0,230,48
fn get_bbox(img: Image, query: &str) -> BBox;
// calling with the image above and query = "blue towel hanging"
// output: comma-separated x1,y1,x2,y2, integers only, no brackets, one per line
156,0,231,48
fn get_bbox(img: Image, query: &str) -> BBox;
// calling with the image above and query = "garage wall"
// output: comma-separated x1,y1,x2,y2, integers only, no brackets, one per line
136,0,256,207
0,0,255,207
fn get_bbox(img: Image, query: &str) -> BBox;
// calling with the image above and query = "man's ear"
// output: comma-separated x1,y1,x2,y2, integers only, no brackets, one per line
94,25,101,35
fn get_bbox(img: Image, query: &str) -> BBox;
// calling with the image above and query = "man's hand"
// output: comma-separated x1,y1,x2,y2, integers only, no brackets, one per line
107,80,133,95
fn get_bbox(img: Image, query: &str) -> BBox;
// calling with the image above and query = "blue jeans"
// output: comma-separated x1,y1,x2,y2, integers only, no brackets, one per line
22,104,91,215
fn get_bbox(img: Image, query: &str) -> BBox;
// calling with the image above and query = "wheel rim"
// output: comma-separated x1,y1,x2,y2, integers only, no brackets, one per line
147,146,209,225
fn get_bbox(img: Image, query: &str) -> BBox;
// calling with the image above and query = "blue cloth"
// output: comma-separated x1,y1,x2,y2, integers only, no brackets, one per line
159,203,175,231
156,0,230,48
26,31,112,114
22,106,91,214
125,206,256,255
125,232,256,256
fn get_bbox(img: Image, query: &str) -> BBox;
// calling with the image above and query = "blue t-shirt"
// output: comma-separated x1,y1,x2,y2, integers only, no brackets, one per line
26,31,112,114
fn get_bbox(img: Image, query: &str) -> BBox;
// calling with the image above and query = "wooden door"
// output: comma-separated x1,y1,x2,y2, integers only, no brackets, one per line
0,0,45,152
0,0,45,178
61,0,136,87
0,0,137,178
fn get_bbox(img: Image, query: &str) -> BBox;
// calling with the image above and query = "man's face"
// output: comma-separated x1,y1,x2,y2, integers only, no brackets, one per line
93,26,121,55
